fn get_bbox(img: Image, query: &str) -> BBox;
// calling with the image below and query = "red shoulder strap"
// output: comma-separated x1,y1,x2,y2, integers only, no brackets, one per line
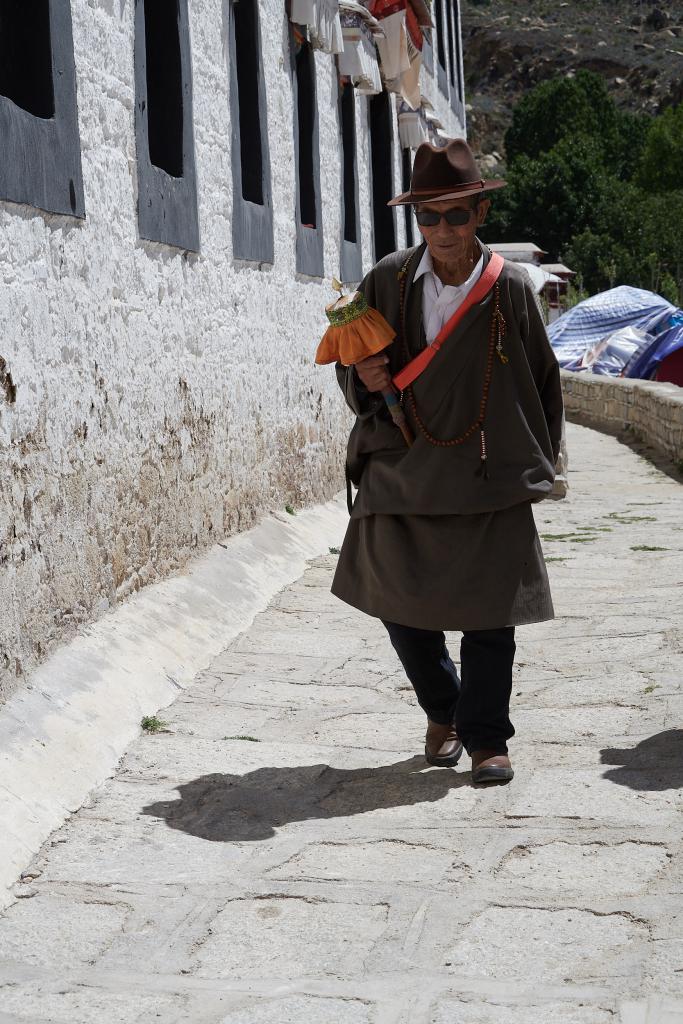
392,251,505,392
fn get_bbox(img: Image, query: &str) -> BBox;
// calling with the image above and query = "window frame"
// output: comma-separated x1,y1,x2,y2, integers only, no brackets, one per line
290,28,324,278
338,80,362,284
0,0,85,218
432,0,448,97
401,148,414,249
134,0,200,252
449,0,465,118
227,0,274,264
423,31,434,75
368,91,397,264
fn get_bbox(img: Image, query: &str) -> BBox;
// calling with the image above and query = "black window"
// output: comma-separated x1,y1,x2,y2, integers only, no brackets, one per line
0,1,84,217
433,0,448,96
446,0,456,94
339,81,361,282
144,0,184,177
0,1,54,119
227,0,273,262
453,0,464,104
447,0,464,113
401,148,414,248
291,31,323,277
341,85,357,244
234,1,262,205
296,44,317,228
369,91,396,262
135,0,199,251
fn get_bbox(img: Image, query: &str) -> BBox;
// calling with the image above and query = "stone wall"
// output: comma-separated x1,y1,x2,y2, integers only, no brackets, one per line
0,0,464,700
561,369,683,465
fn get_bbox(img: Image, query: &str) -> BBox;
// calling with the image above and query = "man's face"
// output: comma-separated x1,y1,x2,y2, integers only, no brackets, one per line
416,196,490,263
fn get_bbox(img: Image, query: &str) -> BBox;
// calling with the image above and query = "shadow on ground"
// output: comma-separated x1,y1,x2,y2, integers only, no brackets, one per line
141,756,470,841
600,729,683,791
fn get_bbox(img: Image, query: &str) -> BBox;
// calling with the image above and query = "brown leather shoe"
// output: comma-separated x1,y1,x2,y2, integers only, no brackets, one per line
425,720,463,767
471,749,514,784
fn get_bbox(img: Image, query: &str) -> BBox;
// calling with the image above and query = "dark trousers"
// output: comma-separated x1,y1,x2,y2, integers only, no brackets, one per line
382,621,516,756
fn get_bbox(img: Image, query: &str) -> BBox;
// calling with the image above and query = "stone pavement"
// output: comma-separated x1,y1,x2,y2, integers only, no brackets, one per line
0,422,682,1024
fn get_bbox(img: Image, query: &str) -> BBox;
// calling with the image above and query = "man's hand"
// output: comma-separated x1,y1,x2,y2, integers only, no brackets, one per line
355,353,392,393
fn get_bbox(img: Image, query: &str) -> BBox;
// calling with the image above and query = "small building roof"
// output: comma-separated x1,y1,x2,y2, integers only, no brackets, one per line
488,242,548,255
515,263,563,293
540,262,575,276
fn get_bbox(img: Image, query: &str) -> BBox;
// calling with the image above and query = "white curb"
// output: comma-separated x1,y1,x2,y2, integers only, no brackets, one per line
0,496,349,909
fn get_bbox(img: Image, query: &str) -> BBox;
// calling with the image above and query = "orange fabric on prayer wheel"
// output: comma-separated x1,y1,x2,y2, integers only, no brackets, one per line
316,292,396,366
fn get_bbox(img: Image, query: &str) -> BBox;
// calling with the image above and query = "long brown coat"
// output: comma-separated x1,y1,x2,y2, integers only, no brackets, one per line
331,240,564,632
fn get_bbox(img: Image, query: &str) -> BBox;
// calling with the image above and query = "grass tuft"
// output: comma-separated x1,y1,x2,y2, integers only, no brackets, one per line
141,715,168,734
223,735,261,742
605,512,657,523
630,545,668,552
541,533,598,542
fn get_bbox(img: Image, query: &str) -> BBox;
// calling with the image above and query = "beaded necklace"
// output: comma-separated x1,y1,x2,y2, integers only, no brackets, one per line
396,248,508,477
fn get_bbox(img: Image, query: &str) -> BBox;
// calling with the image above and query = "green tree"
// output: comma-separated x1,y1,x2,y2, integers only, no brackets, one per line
504,71,650,179
482,71,679,302
637,103,683,193
482,135,616,259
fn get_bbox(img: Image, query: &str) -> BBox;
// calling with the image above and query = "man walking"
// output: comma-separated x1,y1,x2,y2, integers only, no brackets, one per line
332,139,563,783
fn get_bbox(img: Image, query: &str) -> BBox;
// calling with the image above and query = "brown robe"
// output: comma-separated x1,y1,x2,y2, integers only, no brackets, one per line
331,240,564,632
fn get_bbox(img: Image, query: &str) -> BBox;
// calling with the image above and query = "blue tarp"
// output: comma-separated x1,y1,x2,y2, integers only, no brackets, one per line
624,323,683,380
547,286,678,376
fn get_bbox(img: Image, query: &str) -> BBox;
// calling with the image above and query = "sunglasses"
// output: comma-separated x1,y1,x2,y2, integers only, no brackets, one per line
415,207,475,227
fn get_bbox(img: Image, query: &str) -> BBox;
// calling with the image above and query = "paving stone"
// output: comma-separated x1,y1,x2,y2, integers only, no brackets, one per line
231,628,367,660
196,676,395,710
192,895,389,978
267,837,463,884
495,841,671,896
429,999,616,1023
36,817,252,887
205,650,343,684
641,939,683,996
444,906,649,985
0,894,130,968
0,984,187,1024
512,705,662,743
514,671,652,708
219,994,375,1023
618,995,683,1022
506,768,682,825
161,699,272,740
268,708,423,752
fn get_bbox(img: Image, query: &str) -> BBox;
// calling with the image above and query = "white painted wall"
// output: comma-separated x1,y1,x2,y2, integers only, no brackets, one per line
0,0,464,701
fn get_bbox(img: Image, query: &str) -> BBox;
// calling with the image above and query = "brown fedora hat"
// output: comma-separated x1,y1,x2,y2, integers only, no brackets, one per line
388,138,506,206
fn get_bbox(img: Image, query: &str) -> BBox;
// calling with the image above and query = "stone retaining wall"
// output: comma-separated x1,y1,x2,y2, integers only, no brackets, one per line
561,369,683,466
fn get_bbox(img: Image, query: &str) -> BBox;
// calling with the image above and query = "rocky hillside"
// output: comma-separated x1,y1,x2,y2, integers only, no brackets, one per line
461,0,683,172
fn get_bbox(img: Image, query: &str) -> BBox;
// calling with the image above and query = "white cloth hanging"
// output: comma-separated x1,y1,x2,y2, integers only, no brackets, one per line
375,8,410,81
290,0,343,55
310,0,344,54
399,2,423,109
290,0,316,25
398,102,428,148
338,5,383,94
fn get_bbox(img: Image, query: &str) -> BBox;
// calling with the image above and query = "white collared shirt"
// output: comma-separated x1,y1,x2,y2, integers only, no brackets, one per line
414,245,484,344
